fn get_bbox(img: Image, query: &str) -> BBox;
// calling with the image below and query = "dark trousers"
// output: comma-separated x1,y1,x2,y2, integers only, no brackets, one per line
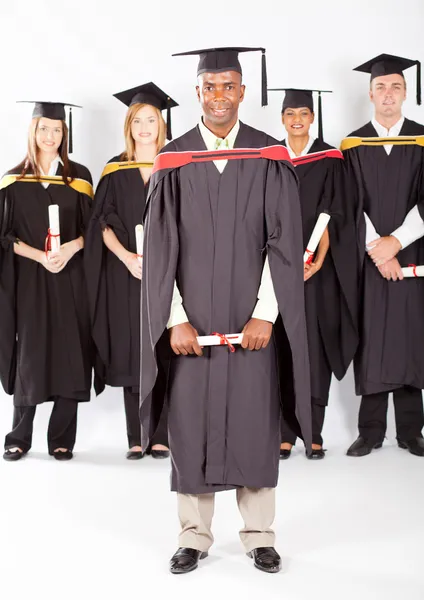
4,397,78,454
123,387,168,449
359,386,424,443
281,398,326,446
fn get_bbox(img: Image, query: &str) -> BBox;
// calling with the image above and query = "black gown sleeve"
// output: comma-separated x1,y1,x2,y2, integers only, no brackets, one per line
264,160,312,451
0,187,17,394
140,170,180,450
84,174,118,377
319,157,359,379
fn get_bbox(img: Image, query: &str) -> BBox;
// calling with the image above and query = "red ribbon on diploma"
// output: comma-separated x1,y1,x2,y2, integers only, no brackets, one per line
211,332,237,353
409,263,418,277
305,249,315,265
44,229,61,258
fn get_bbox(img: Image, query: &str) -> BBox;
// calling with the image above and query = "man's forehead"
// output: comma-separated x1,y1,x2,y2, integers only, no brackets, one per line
198,70,242,82
372,73,405,85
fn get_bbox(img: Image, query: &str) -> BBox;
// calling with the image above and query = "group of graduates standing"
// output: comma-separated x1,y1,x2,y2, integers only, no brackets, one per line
0,45,423,574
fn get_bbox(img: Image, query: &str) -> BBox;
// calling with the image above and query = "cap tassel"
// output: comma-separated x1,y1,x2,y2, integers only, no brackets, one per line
261,50,268,107
416,60,421,105
317,92,323,140
68,106,73,154
166,104,172,140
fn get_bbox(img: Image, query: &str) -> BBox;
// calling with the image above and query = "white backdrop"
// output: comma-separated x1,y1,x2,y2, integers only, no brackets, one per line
1,0,423,449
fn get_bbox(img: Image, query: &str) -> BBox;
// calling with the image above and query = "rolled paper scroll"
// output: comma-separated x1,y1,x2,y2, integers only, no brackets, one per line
135,224,144,264
46,204,61,257
197,333,244,351
401,265,424,277
304,212,331,264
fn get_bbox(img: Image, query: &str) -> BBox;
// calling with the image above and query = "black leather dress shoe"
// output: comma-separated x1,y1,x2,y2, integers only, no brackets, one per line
169,547,208,574
346,436,383,457
151,449,170,459
53,450,73,461
126,450,144,460
247,547,281,574
398,437,424,457
3,449,25,462
279,449,292,460
307,448,326,460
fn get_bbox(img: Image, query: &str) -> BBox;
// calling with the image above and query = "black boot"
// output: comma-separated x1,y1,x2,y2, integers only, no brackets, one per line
346,436,383,457
397,437,424,457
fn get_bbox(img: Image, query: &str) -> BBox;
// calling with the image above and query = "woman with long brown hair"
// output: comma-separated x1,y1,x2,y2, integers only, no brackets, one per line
0,101,95,461
85,83,178,460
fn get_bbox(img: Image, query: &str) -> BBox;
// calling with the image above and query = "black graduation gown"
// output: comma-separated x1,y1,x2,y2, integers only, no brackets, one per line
0,163,94,406
140,122,312,494
84,158,169,443
282,139,358,404
344,118,424,395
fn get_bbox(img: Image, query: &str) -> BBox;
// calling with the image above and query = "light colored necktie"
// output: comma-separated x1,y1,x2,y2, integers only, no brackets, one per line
215,138,229,150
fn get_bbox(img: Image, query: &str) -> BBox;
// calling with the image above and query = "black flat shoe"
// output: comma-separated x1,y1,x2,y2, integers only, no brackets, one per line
307,448,326,460
126,450,144,460
247,547,281,574
346,436,383,457
53,450,73,461
398,437,424,457
170,547,208,574
151,449,170,459
279,449,292,460
3,449,25,462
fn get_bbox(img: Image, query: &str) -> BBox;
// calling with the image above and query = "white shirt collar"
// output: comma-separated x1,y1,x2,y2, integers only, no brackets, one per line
39,155,64,177
285,135,315,159
371,116,405,138
198,118,240,152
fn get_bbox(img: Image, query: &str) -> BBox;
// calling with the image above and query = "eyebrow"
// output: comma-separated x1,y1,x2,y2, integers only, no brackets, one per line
203,81,236,86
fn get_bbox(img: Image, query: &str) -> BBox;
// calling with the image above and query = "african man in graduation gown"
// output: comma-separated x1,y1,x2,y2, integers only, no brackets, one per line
84,83,177,459
140,47,312,575
343,54,424,457
273,88,358,459
0,104,95,459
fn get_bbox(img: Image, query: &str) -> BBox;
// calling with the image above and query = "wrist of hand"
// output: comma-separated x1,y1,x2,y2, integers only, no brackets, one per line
122,251,134,267
73,238,83,254
390,235,402,253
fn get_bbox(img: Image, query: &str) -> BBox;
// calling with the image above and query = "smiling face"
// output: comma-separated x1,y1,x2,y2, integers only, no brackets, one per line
369,73,406,121
130,104,160,146
282,106,314,137
196,71,245,133
35,117,63,153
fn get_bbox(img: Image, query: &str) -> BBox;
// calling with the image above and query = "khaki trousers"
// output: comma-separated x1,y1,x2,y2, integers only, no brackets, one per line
177,487,276,552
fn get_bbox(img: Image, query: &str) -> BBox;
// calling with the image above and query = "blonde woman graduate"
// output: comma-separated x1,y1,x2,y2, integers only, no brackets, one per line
85,83,178,460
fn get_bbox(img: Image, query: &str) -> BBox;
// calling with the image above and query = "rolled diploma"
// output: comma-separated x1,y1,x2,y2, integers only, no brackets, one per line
304,212,331,263
401,266,424,277
197,333,244,347
48,204,61,253
135,224,144,264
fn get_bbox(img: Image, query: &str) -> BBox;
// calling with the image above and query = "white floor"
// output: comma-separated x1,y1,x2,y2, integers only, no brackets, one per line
0,387,423,600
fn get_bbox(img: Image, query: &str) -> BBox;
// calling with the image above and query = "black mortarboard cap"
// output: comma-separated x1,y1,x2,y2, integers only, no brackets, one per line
173,46,268,106
354,54,421,105
17,101,82,153
268,88,332,140
113,82,178,140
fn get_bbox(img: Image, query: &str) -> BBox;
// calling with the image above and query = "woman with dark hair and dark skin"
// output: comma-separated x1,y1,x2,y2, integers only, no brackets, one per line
85,83,177,460
271,88,358,460
0,101,95,462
